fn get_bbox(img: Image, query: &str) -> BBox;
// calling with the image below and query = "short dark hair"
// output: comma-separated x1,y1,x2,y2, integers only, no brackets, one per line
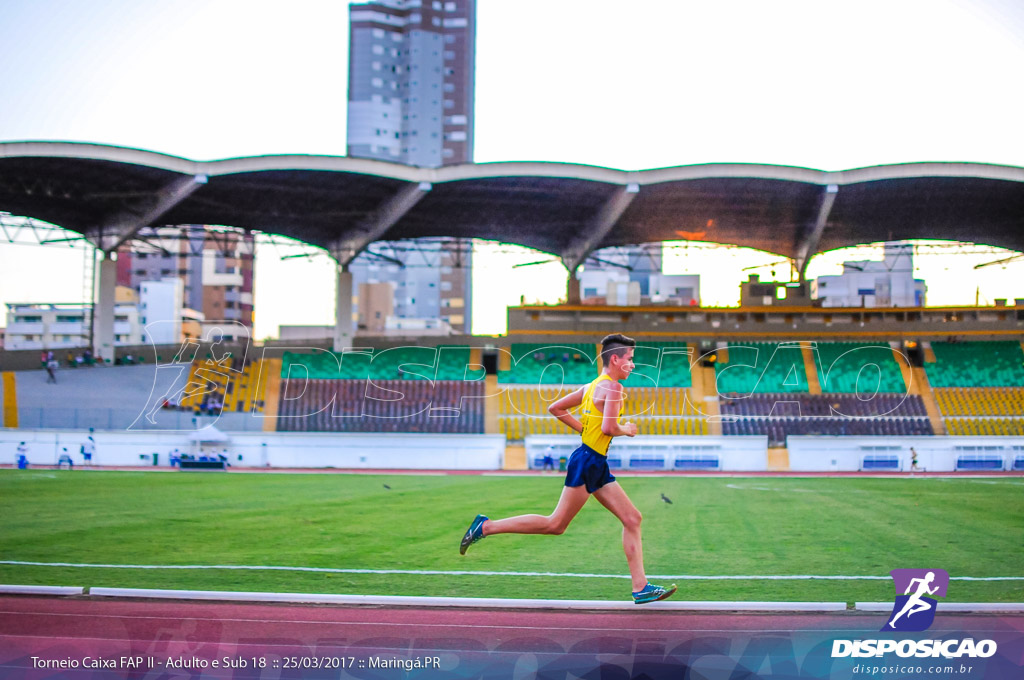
601,333,635,362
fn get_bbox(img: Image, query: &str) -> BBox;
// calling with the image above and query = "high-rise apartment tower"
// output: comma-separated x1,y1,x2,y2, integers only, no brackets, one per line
347,0,476,167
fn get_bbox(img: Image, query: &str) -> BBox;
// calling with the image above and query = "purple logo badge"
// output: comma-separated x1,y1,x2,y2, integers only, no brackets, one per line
882,568,949,632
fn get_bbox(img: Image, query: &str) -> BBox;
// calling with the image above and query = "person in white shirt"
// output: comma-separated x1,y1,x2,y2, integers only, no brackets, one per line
82,432,96,466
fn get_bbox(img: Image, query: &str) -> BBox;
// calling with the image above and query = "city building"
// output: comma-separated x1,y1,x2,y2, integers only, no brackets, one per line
347,0,476,167
740,275,814,307
4,279,203,351
138,278,207,344
385,316,451,335
116,226,254,338
4,300,142,350
348,238,471,334
277,325,336,342
812,242,926,307
357,281,395,334
578,244,700,306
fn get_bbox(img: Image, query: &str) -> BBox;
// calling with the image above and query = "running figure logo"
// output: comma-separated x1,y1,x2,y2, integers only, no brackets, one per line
883,568,949,632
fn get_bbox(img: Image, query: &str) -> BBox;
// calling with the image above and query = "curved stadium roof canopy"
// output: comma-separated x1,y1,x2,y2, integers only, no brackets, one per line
2,141,1023,277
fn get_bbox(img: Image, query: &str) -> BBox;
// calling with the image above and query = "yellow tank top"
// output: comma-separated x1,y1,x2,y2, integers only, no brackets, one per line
580,374,618,455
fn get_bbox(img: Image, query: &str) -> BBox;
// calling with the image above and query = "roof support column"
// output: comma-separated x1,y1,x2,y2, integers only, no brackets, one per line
795,184,839,281
333,264,354,353
328,182,431,351
92,252,118,364
330,182,432,267
84,174,207,360
567,276,581,305
559,183,639,298
88,173,208,253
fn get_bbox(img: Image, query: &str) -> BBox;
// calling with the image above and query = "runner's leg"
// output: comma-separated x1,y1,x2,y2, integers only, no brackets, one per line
483,484,590,536
593,481,646,591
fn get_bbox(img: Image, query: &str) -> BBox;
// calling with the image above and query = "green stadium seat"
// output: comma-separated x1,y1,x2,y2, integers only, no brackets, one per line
281,346,483,382
501,342,692,387
927,342,1024,387
814,342,905,393
621,342,692,388
715,342,809,394
505,343,598,385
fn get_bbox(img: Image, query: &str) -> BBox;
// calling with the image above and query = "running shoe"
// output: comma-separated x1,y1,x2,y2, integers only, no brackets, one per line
459,514,488,555
632,582,677,605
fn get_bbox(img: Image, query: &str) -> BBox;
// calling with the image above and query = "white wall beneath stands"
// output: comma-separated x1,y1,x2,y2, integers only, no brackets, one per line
788,436,1024,472
525,435,769,471
0,429,505,470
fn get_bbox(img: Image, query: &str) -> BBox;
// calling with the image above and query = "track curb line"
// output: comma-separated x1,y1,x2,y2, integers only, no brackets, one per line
88,587,847,611
0,584,84,596
855,601,1024,613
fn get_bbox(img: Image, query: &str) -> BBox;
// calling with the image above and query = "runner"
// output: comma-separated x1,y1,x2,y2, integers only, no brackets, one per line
460,333,676,604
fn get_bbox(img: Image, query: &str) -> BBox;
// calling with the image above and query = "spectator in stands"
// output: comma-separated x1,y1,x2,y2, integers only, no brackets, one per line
460,333,676,605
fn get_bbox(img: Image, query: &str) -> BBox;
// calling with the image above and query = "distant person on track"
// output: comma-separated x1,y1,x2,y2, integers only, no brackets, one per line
460,333,677,605
542,445,556,471
45,357,58,384
58,447,73,469
81,431,96,466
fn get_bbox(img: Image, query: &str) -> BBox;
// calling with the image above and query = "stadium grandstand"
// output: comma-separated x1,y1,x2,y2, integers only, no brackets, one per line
0,142,1023,474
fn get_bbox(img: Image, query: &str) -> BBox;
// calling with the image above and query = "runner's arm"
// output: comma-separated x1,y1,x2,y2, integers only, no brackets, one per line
548,387,586,433
600,381,638,437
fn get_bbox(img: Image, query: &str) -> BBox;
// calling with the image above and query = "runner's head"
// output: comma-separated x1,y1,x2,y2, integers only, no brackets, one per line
601,333,635,378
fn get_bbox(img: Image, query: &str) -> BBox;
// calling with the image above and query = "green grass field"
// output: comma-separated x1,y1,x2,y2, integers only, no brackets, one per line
1,469,1022,604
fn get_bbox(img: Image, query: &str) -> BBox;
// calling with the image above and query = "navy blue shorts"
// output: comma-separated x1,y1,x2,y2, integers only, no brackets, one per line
564,444,616,493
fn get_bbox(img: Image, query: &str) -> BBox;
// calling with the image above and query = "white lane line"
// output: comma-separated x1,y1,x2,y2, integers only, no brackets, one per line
3,561,1023,581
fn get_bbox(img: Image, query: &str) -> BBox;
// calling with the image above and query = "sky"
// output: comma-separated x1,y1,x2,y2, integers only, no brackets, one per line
1,0,1023,338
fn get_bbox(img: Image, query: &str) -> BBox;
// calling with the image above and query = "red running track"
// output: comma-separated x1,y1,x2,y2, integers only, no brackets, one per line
2,596,1023,679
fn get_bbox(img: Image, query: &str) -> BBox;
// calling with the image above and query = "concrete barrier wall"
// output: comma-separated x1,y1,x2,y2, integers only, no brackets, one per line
0,429,505,470
787,436,1024,472
524,435,769,471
